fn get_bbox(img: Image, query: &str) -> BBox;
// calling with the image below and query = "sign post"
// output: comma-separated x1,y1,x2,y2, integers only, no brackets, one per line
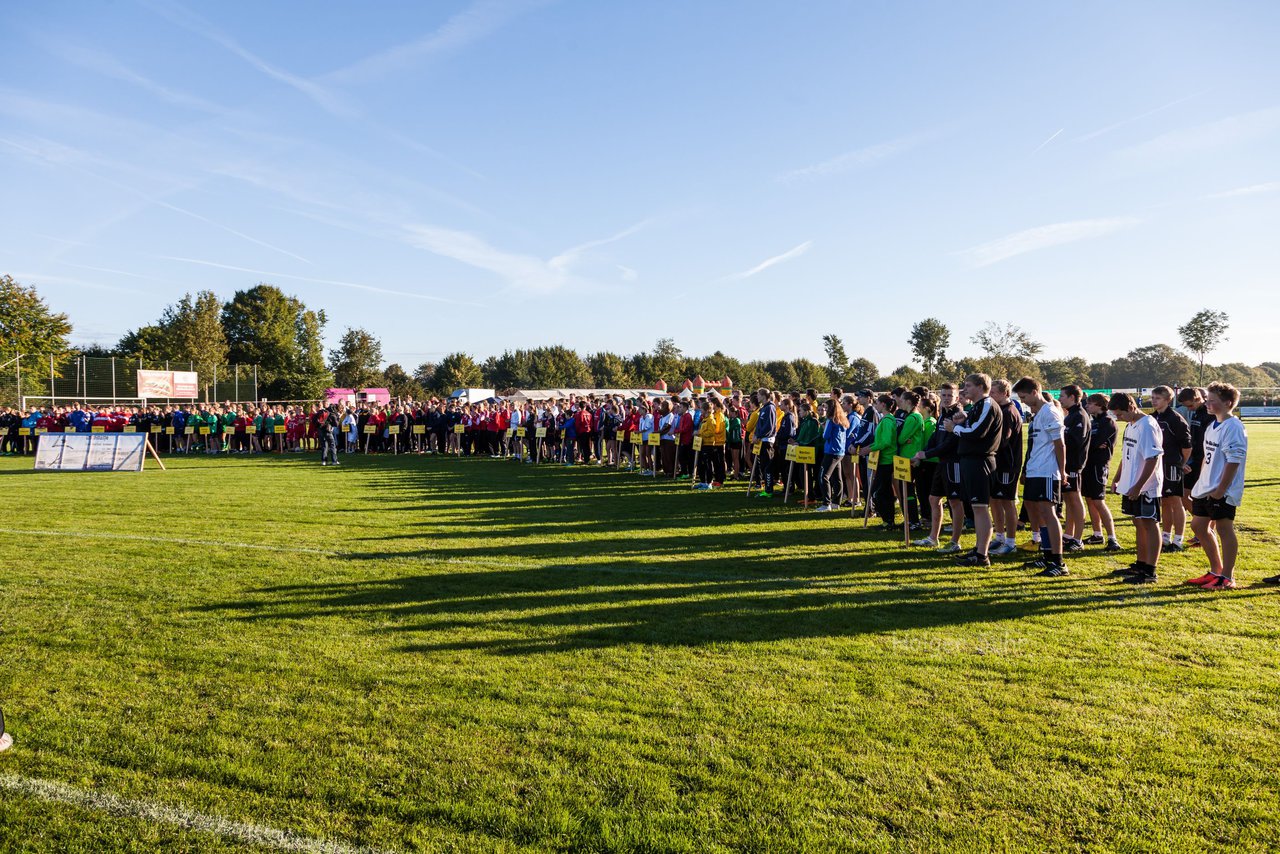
862,450,881,526
893,455,913,546
690,435,703,489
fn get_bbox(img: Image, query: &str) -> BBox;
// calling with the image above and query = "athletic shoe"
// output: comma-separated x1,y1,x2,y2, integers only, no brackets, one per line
1261,574,1280,586
1165,541,1185,553
942,524,953,534
712,481,723,488
1185,537,1202,549
693,482,712,491
1110,564,1141,577
814,504,834,512
1083,533,1105,546
756,491,773,498
1201,575,1237,590
1036,564,1069,577
1123,570,1158,585
1064,539,1084,553
936,542,962,554
1017,539,1040,552
955,552,991,568
912,537,938,547
320,461,328,466
1183,573,1219,586
677,475,691,480
1023,557,1048,570
990,542,1017,557
1104,539,1122,553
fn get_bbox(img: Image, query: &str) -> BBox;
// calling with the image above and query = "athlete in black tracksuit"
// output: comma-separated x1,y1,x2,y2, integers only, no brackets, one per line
952,394,1003,563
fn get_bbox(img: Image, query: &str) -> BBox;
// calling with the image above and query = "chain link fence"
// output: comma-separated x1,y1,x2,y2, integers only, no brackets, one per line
1,354,264,407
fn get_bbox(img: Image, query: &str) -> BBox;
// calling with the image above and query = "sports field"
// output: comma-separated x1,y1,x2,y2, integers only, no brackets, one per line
2,425,1279,853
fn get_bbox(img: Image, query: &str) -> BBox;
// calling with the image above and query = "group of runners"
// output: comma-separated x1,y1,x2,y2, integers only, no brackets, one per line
1,373,1258,588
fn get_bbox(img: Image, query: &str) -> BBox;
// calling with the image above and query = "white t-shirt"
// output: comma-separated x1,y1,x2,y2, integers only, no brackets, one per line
639,414,654,439
1024,404,1065,478
1116,415,1163,499
659,413,677,440
1191,416,1248,506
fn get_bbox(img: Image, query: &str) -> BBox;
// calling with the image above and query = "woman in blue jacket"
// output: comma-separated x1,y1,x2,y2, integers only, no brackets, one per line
816,399,850,511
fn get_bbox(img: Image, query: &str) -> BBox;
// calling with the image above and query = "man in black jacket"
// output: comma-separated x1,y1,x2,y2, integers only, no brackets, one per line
1151,386,1192,550
1060,385,1092,553
947,373,1003,567
320,405,340,466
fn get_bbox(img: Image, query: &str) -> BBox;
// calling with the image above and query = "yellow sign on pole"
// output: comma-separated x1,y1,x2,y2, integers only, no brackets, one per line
516,427,527,438
505,428,513,438
692,436,703,451
413,425,426,434
454,424,465,434
631,433,643,446
751,441,762,455
151,425,162,433
17,427,30,436
123,425,137,433
893,455,913,482
363,425,376,434
165,427,175,435
795,446,816,465
388,425,400,434
869,450,881,467
648,433,661,447
535,427,548,438
616,430,625,442
784,444,797,462
92,426,106,433
184,426,195,435
274,425,287,434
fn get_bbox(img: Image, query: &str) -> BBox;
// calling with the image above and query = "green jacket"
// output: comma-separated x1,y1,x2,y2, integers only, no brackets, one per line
795,415,820,448
868,415,897,460
922,416,939,463
897,411,926,459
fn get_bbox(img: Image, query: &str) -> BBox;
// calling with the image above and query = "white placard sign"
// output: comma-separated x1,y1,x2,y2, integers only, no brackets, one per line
34,432,148,472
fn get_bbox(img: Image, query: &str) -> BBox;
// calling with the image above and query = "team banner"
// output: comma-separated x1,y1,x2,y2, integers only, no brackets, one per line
34,433,147,472
137,369,199,398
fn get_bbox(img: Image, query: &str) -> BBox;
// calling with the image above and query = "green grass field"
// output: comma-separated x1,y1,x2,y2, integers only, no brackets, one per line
2,425,1279,853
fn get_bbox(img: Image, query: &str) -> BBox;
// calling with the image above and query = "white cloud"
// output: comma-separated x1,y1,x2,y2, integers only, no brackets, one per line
1208,181,1280,199
1075,93,1200,143
1032,128,1063,153
157,256,485,306
616,265,638,282
779,132,930,183
548,219,651,271
958,218,1141,268
323,0,542,85
40,41,232,115
1120,106,1280,162
720,240,813,282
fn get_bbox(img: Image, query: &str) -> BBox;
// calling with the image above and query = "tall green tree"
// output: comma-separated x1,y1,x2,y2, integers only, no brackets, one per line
847,358,879,390
433,352,484,394
1106,344,1197,388
822,333,851,383
329,327,384,389
587,351,635,387
971,321,1042,359
0,274,72,355
382,363,425,400
116,325,169,362
223,284,331,397
160,291,229,372
908,318,950,381
1178,309,1230,386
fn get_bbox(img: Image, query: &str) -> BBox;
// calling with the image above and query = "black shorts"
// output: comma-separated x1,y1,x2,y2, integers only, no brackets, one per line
1023,475,1061,504
1061,471,1081,494
930,463,948,498
1162,464,1184,497
959,457,994,505
990,469,1019,501
1191,495,1237,521
1121,495,1161,521
1082,465,1108,500
1184,466,1200,493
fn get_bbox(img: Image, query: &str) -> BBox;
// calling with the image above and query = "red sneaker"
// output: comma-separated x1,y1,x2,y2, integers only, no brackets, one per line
1202,575,1238,590
1183,573,1219,586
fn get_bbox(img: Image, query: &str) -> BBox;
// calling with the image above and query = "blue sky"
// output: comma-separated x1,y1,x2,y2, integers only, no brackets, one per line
3,0,1278,372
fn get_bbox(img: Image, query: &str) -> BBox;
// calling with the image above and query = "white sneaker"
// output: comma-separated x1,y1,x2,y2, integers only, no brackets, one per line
936,542,962,554
912,537,938,547
814,504,833,512
990,542,1016,556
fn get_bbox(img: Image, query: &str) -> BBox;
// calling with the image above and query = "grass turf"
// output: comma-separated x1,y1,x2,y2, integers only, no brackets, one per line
1,425,1279,852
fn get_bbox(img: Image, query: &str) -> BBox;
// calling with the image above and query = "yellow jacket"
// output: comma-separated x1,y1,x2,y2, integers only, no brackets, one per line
744,409,759,442
699,411,726,446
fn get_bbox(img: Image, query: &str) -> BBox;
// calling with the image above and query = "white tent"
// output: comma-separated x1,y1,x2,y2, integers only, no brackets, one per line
509,388,661,402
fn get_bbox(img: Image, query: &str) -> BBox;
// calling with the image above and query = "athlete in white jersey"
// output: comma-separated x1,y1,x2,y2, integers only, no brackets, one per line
1185,382,1250,590
1109,392,1164,584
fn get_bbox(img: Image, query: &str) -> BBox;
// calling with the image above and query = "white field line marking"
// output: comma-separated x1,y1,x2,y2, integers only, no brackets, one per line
0,528,336,556
0,774,396,854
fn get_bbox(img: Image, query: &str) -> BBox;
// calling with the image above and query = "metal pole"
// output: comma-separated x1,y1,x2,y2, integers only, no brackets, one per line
253,365,258,401
50,354,55,405
111,356,117,404
212,365,216,404
15,354,20,405
235,364,239,402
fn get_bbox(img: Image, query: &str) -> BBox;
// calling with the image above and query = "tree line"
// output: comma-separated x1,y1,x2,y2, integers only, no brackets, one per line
2,274,1275,403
